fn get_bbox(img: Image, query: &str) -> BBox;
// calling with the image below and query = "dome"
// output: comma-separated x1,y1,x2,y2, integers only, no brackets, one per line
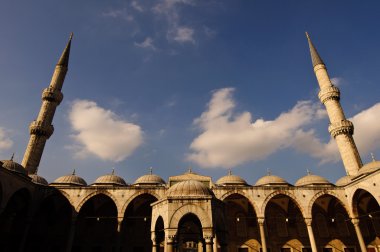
166,180,213,198
358,161,380,175
295,173,332,187
134,174,165,186
255,174,289,186
335,175,354,186
1,159,27,175
52,171,87,186
93,172,127,186
29,174,48,186
216,171,248,186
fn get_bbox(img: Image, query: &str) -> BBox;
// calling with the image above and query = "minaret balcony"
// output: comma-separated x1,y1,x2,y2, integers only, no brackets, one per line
29,121,54,138
318,86,340,104
42,87,63,104
328,120,354,138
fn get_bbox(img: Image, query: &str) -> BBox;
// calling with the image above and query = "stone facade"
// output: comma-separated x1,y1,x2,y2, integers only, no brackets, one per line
0,34,379,252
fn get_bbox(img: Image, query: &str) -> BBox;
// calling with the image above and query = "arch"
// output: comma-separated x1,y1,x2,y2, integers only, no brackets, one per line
351,188,379,216
154,216,165,248
54,189,76,212
169,204,212,229
75,190,119,213
261,190,305,217
220,191,260,215
307,191,350,218
120,191,160,217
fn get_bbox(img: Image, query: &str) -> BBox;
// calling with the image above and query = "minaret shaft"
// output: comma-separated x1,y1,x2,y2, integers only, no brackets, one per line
22,35,71,174
307,33,362,175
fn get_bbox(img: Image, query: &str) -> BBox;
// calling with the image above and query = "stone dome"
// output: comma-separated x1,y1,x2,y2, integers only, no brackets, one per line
93,172,127,186
255,174,289,186
167,180,213,198
134,174,166,186
1,159,27,175
216,172,248,186
358,161,380,175
335,175,354,186
52,171,87,186
29,174,49,186
295,173,332,187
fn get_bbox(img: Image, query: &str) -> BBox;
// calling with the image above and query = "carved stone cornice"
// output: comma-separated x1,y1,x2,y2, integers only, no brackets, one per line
42,87,63,104
328,120,354,138
29,120,54,138
318,86,340,104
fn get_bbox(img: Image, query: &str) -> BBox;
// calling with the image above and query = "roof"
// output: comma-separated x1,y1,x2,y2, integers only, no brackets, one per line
295,173,332,187
93,173,127,186
134,174,166,185
1,159,27,176
29,174,49,186
216,171,248,186
335,175,354,186
255,174,289,186
166,180,213,198
358,161,380,175
52,171,87,186
168,169,212,187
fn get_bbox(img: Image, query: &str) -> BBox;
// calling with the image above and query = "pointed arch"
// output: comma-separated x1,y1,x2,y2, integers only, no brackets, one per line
306,190,350,218
169,203,212,229
120,191,160,217
75,190,119,213
261,190,305,217
220,190,260,216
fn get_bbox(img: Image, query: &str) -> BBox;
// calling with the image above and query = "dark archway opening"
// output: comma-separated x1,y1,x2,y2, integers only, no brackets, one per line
73,194,118,252
0,188,31,251
177,213,204,252
312,195,356,249
353,189,380,247
265,194,308,250
26,191,72,252
155,216,165,252
121,194,157,252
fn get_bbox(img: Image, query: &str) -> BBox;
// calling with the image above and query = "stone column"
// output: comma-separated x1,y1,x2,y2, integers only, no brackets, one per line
258,218,267,252
117,218,123,252
351,218,367,252
166,235,175,252
66,216,77,252
152,238,160,252
204,236,213,252
304,218,318,252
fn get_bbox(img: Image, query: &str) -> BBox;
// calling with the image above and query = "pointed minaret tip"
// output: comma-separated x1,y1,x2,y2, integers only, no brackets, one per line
57,33,73,67
305,32,325,67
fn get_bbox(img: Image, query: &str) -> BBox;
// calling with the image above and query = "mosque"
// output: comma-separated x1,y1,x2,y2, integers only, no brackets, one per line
0,33,379,252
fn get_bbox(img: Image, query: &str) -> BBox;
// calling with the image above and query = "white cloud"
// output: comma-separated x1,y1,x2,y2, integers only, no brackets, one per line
187,88,325,168
102,8,134,21
0,127,13,152
331,77,343,87
68,100,143,162
131,1,144,12
153,0,194,14
171,27,195,44
134,37,156,50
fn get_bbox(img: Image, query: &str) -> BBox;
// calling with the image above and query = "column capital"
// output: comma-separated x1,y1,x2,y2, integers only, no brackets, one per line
204,236,213,243
166,235,176,243
351,218,360,226
304,217,313,226
257,217,265,225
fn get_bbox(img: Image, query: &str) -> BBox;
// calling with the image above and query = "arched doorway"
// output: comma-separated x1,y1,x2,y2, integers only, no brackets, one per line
154,216,165,252
121,193,157,252
177,213,204,252
224,193,259,251
312,194,357,250
73,194,118,252
26,191,72,251
352,189,380,247
0,188,31,251
265,194,308,251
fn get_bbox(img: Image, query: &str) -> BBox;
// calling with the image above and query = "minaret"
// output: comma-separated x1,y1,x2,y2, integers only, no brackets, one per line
306,32,362,175
22,33,73,174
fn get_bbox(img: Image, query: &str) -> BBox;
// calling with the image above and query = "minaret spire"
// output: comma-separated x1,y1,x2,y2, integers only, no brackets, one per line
22,34,73,174
306,33,362,175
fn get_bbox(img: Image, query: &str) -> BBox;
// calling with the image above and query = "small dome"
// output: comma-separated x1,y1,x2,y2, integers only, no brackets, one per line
335,175,354,186
134,174,165,185
52,171,87,186
295,173,332,187
358,161,380,175
167,180,213,198
93,172,127,186
216,171,248,186
255,174,289,186
29,174,48,186
1,159,27,175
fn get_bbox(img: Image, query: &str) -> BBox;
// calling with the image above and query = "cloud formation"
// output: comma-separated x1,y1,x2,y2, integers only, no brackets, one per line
68,100,143,162
172,27,195,43
187,88,380,168
135,37,156,50
0,127,13,152
102,8,134,21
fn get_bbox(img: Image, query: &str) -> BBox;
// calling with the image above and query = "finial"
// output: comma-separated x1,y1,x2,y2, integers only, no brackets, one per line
188,166,192,173
72,169,76,175
371,153,376,162
305,32,325,67
267,168,271,176
307,169,311,175
112,168,115,175
69,32,74,40
10,153,14,161
149,167,153,175
228,169,232,176
57,33,73,67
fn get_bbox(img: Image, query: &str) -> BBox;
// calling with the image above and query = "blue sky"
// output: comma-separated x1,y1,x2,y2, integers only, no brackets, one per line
1,0,380,185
